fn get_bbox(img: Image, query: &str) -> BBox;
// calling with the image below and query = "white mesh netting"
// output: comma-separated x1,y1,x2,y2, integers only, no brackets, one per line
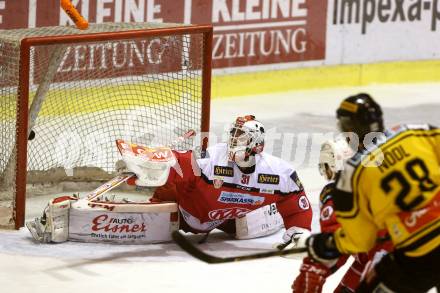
0,23,210,228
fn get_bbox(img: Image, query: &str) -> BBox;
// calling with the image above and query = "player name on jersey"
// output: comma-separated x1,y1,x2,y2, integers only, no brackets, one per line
378,145,411,173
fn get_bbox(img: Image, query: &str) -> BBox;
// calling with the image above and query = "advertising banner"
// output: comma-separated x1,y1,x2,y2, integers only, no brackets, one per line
32,36,185,84
69,208,175,243
191,0,326,68
0,0,326,71
326,0,440,64
1,1,439,72
0,0,184,28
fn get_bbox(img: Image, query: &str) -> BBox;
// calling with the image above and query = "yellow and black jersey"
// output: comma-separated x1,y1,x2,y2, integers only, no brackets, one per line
319,182,335,207
333,124,440,257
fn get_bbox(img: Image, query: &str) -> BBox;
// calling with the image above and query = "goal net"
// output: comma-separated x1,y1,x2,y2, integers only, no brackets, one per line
0,22,212,229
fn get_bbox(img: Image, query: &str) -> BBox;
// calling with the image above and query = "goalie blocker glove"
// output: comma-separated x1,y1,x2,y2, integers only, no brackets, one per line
282,226,311,248
306,233,341,267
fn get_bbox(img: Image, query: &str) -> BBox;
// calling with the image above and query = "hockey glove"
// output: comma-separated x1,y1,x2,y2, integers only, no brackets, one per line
292,257,331,293
282,226,311,248
306,233,340,267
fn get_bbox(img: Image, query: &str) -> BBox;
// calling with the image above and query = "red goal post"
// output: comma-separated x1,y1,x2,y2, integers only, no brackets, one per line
0,23,212,229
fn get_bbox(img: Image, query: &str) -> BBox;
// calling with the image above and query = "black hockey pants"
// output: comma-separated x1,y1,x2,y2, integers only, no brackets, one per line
356,245,440,293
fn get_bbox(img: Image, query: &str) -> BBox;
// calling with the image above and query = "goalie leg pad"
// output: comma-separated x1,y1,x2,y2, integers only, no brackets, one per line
235,203,283,240
69,200,179,244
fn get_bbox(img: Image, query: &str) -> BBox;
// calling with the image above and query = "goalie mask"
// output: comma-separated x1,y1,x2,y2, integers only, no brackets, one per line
228,115,265,163
318,139,353,181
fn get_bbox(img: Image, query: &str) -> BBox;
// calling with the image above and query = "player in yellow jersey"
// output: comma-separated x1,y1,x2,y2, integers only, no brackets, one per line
306,93,440,292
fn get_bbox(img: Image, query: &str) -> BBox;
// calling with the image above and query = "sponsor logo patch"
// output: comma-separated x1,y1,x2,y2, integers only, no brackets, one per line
298,195,310,210
218,191,264,205
235,184,252,191
320,205,333,221
208,207,250,220
91,215,146,233
260,188,275,194
214,165,234,177
257,173,280,184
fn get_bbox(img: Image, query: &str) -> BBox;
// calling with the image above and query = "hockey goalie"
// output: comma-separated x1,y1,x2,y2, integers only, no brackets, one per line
147,116,312,247
27,115,311,246
26,140,181,244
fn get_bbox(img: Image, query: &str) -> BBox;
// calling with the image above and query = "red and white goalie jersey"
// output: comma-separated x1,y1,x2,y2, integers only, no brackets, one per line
146,143,312,234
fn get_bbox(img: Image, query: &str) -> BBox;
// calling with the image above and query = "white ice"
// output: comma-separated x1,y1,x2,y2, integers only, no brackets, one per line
1,83,440,293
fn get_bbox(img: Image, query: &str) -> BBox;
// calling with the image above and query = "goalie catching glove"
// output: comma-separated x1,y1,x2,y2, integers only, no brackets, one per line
116,140,177,187
281,226,311,249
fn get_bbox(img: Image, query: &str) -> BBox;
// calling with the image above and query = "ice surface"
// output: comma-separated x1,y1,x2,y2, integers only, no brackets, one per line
1,83,439,293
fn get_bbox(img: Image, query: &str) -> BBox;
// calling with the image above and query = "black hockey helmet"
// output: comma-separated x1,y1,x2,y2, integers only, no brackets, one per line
336,93,384,140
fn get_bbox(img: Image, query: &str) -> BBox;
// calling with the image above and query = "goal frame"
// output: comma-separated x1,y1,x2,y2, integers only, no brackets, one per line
13,24,213,229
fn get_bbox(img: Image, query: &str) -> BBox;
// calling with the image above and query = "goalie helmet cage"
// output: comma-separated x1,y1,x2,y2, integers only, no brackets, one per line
0,23,212,229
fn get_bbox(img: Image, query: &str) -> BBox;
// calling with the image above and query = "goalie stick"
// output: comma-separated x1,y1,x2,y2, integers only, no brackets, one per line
172,231,307,264
275,238,292,250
